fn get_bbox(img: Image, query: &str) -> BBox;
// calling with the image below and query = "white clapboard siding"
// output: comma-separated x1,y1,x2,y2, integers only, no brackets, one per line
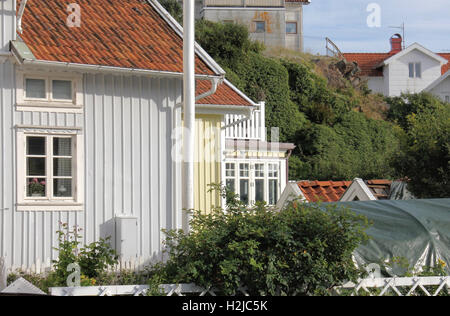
0,64,183,271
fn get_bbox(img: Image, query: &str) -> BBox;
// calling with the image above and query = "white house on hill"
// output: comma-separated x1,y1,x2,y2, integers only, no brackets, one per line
344,35,450,99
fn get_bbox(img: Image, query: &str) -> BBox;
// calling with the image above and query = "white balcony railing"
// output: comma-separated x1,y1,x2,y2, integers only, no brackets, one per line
204,0,285,7
225,102,266,141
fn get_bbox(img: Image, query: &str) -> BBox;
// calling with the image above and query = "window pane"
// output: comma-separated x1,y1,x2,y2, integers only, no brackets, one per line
286,22,297,34
54,179,72,197
226,179,235,193
27,178,46,197
53,158,72,177
27,157,46,176
408,63,414,78
225,163,235,177
255,164,264,178
26,79,46,99
27,137,46,155
239,179,249,204
52,80,72,100
415,63,421,78
240,163,249,177
255,21,265,33
269,179,278,205
53,138,72,156
255,179,264,202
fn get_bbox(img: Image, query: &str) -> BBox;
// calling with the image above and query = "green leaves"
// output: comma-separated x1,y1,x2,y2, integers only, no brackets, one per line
159,186,369,296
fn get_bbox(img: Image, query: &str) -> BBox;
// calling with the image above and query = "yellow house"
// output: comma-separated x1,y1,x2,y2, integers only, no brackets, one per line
194,79,296,213
194,79,256,213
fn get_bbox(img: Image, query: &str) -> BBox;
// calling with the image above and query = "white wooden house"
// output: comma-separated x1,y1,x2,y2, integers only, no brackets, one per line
344,35,450,97
0,0,261,272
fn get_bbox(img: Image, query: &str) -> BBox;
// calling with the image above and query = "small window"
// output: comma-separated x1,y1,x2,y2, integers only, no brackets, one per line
254,164,265,203
52,80,72,100
225,163,236,193
415,63,422,78
25,78,46,99
255,21,265,33
408,62,422,78
408,63,415,78
445,96,449,103
286,22,297,34
239,163,250,204
268,163,279,205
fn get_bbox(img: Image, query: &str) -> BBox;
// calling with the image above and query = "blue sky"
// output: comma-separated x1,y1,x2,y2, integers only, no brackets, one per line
303,0,450,54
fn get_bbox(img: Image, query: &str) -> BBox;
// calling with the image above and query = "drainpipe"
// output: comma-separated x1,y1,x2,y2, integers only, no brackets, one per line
17,0,28,34
182,0,195,231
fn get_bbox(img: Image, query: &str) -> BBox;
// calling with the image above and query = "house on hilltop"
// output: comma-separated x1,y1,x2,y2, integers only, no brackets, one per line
186,0,311,52
343,34,450,100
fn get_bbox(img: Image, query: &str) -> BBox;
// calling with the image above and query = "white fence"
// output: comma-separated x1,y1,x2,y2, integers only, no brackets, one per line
50,283,250,296
48,276,450,296
225,102,265,141
336,276,450,296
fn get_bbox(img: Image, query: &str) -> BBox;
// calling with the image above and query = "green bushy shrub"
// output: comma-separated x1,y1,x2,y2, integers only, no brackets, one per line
159,186,369,296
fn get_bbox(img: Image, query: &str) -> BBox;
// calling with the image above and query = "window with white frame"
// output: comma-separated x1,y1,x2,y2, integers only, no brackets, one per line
224,161,281,206
239,163,250,204
408,62,422,78
16,71,83,111
268,163,279,205
254,163,265,203
225,163,236,193
17,129,84,211
445,95,449,103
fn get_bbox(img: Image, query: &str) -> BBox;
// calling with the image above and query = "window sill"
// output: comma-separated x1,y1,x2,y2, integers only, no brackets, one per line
16,102,83,113
16,203,84,212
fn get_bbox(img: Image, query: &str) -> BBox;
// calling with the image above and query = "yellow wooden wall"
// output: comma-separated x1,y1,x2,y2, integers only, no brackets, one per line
194,114,222,213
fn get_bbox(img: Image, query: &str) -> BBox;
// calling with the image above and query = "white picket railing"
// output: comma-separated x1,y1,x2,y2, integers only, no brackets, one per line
225,102,265,141
50,283,250,296
48,276,450,296
336,276,450,296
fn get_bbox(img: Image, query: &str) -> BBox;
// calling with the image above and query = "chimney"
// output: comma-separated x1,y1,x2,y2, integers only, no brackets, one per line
0,0,16,53
390,34,403,54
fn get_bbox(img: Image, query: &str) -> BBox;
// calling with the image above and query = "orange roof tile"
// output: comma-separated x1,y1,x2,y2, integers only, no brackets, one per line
342,53,392,77
297,180,352,203
438,53,450,75
196,80,253,106
18,0,216,75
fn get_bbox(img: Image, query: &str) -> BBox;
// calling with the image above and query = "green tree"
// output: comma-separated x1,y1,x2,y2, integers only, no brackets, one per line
292,112,400,180
159,0,183,24
393,105,450,198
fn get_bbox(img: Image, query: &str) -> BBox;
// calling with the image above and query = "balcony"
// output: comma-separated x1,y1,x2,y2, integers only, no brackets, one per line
204,0,285,7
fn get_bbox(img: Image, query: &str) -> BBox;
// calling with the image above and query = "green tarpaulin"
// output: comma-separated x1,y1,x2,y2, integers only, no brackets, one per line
327,199,450,276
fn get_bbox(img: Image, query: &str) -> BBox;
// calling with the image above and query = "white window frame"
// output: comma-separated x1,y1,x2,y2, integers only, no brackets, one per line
16,70,83,112
408,62,422,78
16,127,84,211
225,160,281,206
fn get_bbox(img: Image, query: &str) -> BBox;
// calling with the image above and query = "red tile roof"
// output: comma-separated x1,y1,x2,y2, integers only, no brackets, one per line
438,53,450,75
344,52,450,77
18,0,215,75
297,180,352,202
342,53,392,77
196,80,253,106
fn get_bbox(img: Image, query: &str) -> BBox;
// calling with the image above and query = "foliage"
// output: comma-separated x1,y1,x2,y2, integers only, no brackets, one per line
392,104,450,198
159,0,183,24
291,112,400,180
158,185,369,296
386,92,444,129
51,223,118,285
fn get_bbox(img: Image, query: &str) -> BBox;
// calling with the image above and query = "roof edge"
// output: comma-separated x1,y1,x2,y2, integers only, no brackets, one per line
146,0,226,77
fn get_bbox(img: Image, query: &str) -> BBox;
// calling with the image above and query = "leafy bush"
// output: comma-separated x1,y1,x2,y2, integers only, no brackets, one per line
159,186,369,296
51,223,118,285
